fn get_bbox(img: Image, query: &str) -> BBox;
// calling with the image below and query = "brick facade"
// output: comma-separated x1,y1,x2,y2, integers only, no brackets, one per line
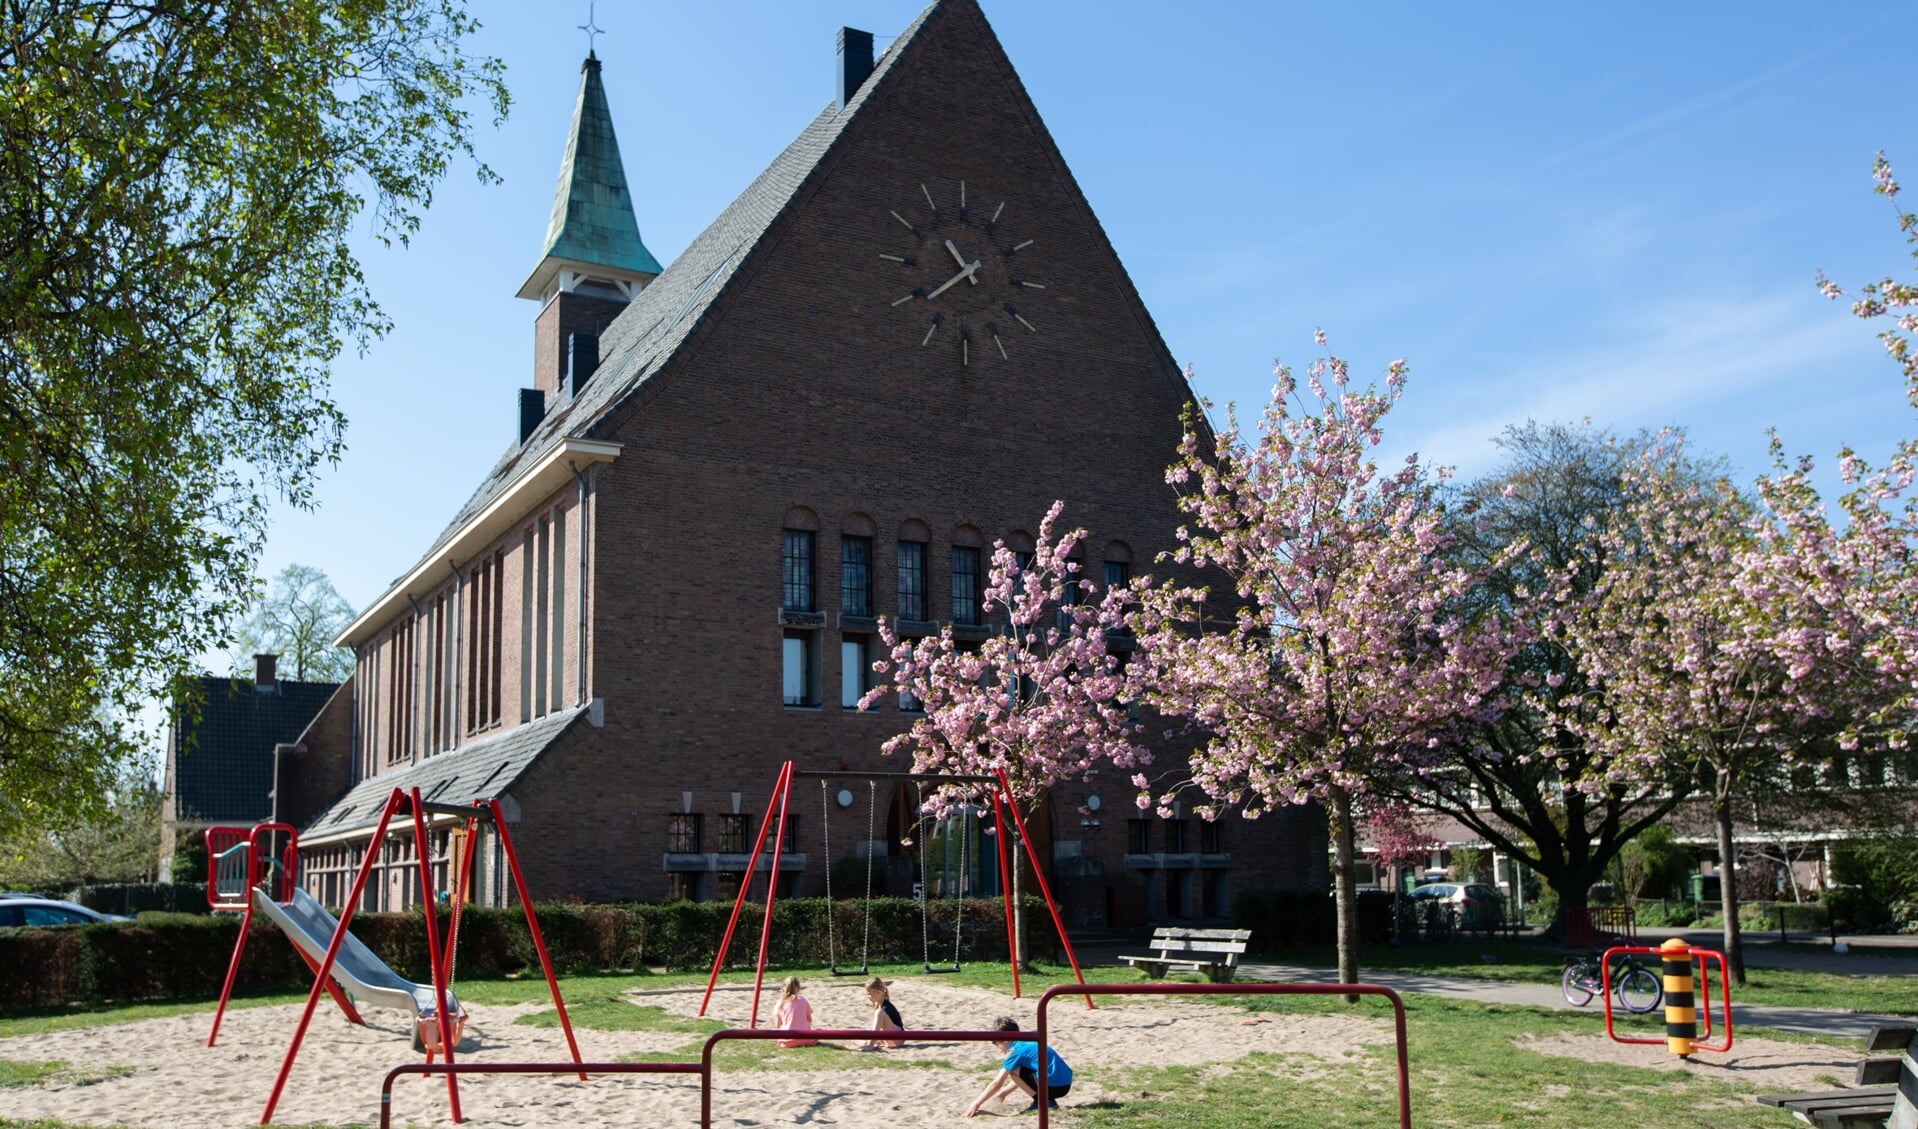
292,0,1326,927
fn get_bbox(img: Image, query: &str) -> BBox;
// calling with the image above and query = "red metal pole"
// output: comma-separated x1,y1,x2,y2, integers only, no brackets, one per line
207,897,253,1047
261,790,402,1125
995,770,1091,1009
491,798,587,1079
698,761,791,1017
409,788,462,1123
748,760,797,1029
989,789,1020,1000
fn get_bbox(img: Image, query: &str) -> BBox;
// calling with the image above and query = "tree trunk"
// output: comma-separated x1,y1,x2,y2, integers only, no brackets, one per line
1714,786,1746,986
1011,833,1029,972
1329,786,1361,1002
1536,865,1604,942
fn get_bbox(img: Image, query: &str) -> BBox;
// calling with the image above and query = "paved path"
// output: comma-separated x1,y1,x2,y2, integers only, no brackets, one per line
1237,961,1912,1039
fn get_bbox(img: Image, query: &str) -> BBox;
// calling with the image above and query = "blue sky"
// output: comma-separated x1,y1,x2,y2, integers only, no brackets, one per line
259,0,1914,618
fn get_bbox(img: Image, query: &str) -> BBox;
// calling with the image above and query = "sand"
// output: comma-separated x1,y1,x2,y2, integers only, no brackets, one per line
0,976,1860,1126
0,977,1387,1127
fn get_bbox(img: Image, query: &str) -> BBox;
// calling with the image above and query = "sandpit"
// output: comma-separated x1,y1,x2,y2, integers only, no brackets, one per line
0,977,1390,1127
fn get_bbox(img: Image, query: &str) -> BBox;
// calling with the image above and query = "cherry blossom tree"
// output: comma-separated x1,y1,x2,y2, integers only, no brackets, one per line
1132,336,1524,991
1572,436,1868,982
861,500,1149,966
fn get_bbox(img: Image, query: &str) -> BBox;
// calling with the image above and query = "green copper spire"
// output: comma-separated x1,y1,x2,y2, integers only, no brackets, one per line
516,53,661,301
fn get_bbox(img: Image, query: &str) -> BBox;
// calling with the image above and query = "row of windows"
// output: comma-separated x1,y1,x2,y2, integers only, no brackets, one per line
357,503,578,776
1126,818,1226,855
783,529,1135,623
780,528,1133,712
666,812,801,854
783,532,977,624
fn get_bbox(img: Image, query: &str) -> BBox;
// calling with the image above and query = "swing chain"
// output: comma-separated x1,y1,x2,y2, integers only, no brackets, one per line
918,784,932,971
953,799,969,968
821,781,837,973
861,780,875,973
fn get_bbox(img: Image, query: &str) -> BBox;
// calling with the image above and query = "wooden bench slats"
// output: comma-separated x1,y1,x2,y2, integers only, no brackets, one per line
1865,1025,1917,1053
1147,939,1247,954
1759,1085,1898,1129
1119,927,1254,984
1857,1060,1905,1086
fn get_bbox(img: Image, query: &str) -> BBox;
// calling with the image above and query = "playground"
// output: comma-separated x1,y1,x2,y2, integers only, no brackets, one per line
0,965,1873,1128
1,778,1899,1126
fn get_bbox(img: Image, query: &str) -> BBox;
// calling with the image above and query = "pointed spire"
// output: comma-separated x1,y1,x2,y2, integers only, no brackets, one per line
516,53,662,303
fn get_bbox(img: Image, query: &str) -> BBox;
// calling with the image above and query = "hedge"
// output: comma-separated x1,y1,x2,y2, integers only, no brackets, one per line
68,883,209,916
0,896,1051,1009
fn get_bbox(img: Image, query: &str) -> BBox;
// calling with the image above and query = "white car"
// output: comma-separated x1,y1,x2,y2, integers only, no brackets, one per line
0,897,131,927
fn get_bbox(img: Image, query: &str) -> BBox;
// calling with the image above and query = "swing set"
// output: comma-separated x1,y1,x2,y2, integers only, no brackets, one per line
698,763,1090,1025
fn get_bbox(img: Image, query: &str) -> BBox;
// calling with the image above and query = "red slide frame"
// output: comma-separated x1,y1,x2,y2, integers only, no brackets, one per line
207,788,584,1125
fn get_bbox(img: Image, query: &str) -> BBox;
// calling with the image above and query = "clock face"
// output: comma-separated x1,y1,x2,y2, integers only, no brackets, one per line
880,180,1044,366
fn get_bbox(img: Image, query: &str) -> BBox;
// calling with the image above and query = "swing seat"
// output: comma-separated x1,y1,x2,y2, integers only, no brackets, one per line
412,1008,469,1055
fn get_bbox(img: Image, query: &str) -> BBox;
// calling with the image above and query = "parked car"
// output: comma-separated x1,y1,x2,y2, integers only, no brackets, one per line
0,897,131,927
1409,882,1506,931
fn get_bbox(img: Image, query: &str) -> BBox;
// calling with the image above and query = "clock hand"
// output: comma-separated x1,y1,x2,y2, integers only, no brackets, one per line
924,260,980,300
944,239,979,285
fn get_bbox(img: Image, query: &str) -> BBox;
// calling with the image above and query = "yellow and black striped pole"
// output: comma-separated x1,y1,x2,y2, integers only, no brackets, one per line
1660,938,1696,1057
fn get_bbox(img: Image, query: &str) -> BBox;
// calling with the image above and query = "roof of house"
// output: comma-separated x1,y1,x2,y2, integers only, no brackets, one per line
298,705,589,843
391,0,942,591
171,677,341,825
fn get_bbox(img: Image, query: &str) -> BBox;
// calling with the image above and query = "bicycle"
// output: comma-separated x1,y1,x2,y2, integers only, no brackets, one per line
1561,952,1662,1013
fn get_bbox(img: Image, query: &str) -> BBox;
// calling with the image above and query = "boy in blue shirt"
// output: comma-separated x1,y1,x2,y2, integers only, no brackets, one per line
964,1016,1073,1117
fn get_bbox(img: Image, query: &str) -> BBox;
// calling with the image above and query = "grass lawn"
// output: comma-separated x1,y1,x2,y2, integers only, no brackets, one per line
1270,940,1918,1016
1068,992,1806,1128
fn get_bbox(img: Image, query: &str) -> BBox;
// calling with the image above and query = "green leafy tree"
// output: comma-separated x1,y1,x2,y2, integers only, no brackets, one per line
1618,825,1693,900
0,2,507,833
230,564,356,682
0,773,161,889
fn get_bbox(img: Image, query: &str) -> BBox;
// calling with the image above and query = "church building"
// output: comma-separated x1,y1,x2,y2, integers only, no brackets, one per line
282,0,1327,928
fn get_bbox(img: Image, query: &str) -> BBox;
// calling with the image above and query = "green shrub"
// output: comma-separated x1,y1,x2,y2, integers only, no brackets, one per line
69,883,208,916
1739,901,1828,931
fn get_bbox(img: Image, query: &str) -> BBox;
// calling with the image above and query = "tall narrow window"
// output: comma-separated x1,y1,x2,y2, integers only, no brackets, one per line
551,511,567,711
534,517,551,718
951,546,980,625
841,536,872,616
489,550,504,725
897,540,926,620
783,630,816,706
841,635,871,709
1104,561,1132,590
782,530,814,611
520,529,534,722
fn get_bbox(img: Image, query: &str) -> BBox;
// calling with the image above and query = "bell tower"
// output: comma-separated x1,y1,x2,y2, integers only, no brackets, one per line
516,52,661,405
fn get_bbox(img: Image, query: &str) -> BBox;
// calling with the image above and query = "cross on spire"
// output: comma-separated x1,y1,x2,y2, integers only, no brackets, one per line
578,3,604,57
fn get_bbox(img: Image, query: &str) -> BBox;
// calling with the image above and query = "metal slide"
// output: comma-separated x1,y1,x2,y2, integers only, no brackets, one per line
252,886,459,1017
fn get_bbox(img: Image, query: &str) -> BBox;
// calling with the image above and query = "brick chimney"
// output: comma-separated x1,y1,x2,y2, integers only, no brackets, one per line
253,653,278,689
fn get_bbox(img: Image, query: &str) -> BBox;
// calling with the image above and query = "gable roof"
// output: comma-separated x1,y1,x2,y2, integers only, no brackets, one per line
298,705,589,844
171,677,342,825
385,3,941,589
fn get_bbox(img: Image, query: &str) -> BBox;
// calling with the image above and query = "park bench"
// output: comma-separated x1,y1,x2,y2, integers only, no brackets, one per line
1758,1023,1916,1129
1117,927,1252,983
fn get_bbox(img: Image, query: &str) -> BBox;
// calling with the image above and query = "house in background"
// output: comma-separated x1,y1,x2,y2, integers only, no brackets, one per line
275,0,1328,925
159,653,345,869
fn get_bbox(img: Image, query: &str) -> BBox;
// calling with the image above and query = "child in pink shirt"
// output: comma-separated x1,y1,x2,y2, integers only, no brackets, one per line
774,977,818,1048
